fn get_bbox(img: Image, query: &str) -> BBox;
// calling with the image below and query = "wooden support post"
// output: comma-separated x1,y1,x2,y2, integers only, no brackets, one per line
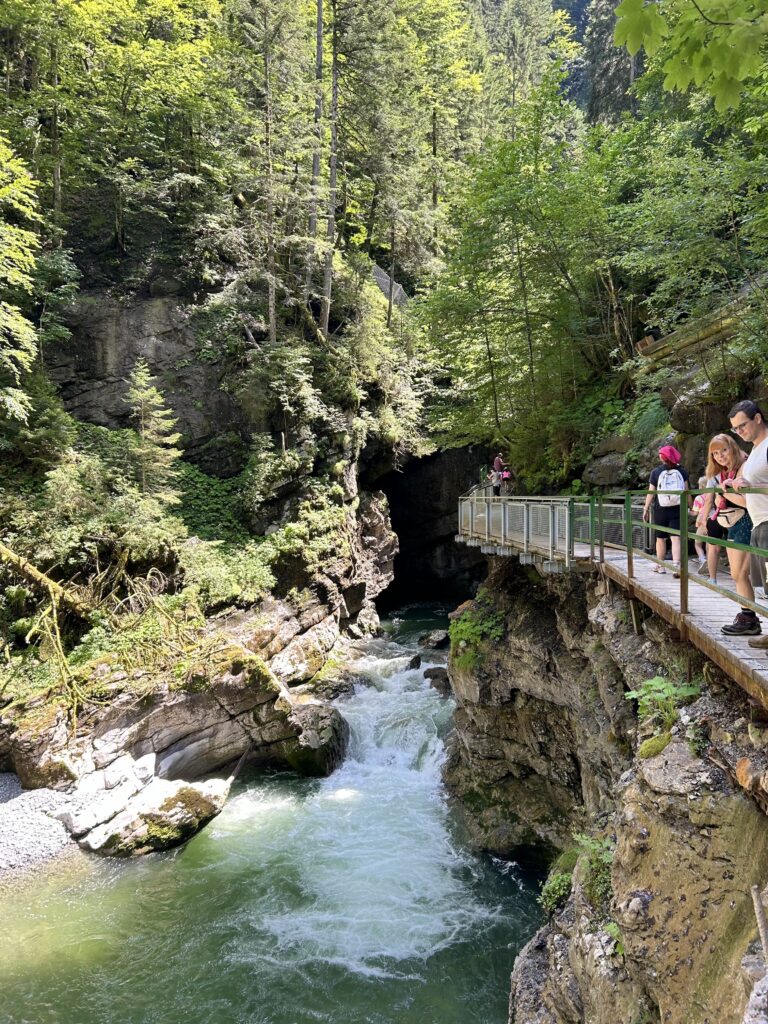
598,495,605,564
589,497,595,562
629,598,642,636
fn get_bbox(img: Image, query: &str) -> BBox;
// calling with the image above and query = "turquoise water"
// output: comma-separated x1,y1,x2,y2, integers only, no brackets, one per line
0,606,542,1024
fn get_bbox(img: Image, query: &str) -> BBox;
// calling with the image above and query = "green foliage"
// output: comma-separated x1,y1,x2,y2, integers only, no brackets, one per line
176,463,249,542
125,359,183,505
264,481,349,575
0,135,39,423
538,847,579,915
573,831,615,915
624,675,701,730
449,590,505,671
242,433,309,514
539,870,573,915
620,393,670,447
604,920,625,957
178,539,275,611
615,0,768,111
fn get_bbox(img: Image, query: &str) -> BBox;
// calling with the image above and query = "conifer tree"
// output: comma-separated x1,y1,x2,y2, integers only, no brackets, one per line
124,360,183,507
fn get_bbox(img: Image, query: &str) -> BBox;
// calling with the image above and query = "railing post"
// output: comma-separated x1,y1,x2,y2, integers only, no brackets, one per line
598,494,605,564
549,503,556,559
680,498,689,615
485,498,490,542
589,497,595,561
624,492,634,580
501,499,507,548
565,499,572,568
523,502,529,554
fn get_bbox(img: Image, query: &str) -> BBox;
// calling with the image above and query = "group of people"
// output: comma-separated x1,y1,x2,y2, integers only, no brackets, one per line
487,452,512,497
643,400,768,641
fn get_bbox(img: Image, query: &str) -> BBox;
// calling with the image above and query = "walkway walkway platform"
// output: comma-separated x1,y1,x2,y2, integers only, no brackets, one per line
457,488,768,708
601,549,768,709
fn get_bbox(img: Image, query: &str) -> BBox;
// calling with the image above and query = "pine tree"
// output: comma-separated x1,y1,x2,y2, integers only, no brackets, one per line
124,360,183,506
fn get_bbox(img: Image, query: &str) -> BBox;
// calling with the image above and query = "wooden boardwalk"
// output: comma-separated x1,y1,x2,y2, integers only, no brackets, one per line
458,492,768,707
597,549,768,708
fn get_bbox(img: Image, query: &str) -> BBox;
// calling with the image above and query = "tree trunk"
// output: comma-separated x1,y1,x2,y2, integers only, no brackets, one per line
320,0,339,340
512,222,536,403
364,180,379,254
304,0,324,300
50,42,62,223
262,7,277,347
387,219,396,329
0,542,93,620
431,106,438,242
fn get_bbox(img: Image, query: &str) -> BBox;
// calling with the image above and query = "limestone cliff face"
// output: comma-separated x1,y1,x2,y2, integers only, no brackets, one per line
444,559,768,1024
49,290,249,474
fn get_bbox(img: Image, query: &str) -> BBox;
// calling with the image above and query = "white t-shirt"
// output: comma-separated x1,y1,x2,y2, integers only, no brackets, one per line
742,435,768,527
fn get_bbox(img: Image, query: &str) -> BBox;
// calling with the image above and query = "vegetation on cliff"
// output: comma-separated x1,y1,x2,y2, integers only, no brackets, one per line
3,0,768,703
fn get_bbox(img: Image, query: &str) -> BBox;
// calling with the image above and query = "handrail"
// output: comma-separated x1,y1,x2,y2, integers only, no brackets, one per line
457,488,768,618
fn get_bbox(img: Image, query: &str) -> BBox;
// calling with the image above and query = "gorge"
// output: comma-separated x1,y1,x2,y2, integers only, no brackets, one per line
4,0,768,1021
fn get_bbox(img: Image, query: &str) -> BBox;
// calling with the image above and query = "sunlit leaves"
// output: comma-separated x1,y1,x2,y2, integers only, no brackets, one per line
615,0,768,109
0,137,39,423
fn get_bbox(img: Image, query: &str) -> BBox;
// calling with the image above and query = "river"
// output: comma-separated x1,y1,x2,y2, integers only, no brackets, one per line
0,605,542,1024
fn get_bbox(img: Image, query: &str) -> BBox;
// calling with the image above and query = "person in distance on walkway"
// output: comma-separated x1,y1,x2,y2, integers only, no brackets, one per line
720,400,768,639
642,445,688,576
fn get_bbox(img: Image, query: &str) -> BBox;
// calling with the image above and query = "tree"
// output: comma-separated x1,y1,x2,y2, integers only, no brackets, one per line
0,135,39,423
125,360,183,506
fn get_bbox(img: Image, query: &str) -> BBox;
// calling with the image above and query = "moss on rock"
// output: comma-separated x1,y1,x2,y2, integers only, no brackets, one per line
638,731,672,759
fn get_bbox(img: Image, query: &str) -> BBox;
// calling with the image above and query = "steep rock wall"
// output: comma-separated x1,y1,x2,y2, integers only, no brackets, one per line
444,559,768,1024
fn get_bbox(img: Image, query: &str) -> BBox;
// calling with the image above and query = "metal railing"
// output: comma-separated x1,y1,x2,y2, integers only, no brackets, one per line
457,486,768,617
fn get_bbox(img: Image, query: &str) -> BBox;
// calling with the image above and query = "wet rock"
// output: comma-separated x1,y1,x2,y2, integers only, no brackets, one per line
407,654,422,670
592,435,633,457
424,667,451,697
418,629,449,650
279,704,349,777
582,452,626,487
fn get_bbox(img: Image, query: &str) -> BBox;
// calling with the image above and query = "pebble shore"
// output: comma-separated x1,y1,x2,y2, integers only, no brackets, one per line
0,773,74,875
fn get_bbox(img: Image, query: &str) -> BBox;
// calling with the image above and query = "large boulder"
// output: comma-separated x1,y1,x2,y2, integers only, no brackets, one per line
581,451,626,487
81,777,230,856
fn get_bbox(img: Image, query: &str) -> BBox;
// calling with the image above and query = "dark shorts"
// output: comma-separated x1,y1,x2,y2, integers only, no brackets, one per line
652,503,680,542
750,520,768,589
705,517,726,540
728,512,753,547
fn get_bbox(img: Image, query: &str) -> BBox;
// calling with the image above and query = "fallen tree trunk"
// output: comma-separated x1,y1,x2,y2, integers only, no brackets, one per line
0,541,93,620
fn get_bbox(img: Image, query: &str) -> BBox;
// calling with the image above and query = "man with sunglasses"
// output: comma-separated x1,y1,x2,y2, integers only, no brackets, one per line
721,400,768,638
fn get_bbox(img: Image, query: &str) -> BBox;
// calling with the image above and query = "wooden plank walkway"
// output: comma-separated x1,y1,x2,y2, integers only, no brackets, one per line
459,496,768,706
600,550,768,708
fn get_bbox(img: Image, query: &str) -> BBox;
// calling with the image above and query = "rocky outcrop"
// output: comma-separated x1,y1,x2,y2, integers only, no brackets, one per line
48,290,248,474
1,645,348,854
444,558,768,1023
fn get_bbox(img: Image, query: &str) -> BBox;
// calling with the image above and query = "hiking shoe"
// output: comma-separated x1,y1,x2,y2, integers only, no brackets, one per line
748,634,768,649
697,560,709,576
721,612,761,636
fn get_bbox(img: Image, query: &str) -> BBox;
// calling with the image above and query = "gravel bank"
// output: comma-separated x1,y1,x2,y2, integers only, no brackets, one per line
0,773,74,874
